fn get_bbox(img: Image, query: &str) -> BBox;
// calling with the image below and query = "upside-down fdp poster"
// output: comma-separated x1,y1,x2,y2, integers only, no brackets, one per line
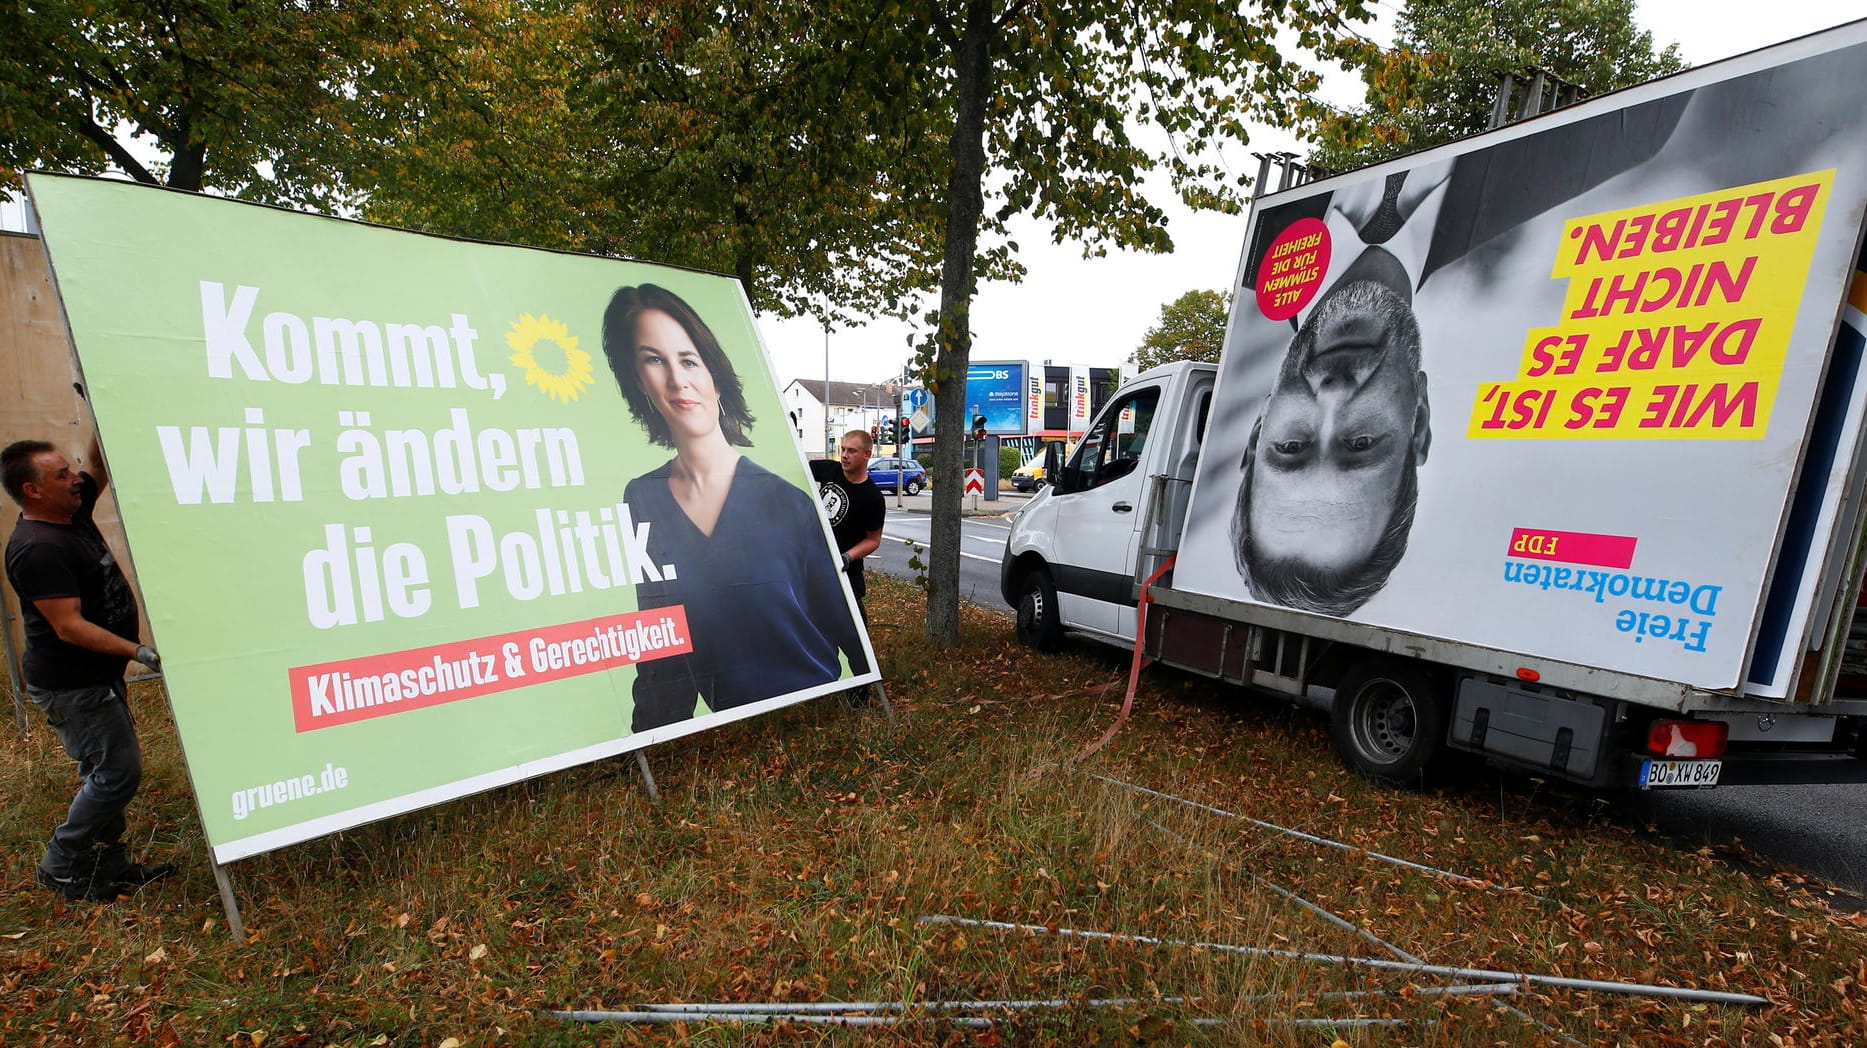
26,175,878,862
1175,24,1867,697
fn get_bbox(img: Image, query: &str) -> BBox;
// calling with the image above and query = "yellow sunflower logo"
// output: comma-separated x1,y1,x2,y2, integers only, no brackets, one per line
506,313,594,404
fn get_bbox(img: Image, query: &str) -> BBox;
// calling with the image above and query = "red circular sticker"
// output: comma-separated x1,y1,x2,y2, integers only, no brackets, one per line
1255,217,1331,322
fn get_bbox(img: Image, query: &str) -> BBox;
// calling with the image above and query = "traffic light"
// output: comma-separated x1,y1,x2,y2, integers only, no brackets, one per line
972,414,988,440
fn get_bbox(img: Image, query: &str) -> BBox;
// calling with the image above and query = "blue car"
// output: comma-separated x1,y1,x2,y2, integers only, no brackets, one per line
868,456,928,495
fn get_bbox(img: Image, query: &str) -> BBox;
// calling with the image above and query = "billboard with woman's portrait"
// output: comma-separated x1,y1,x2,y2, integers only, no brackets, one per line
24,175,879,862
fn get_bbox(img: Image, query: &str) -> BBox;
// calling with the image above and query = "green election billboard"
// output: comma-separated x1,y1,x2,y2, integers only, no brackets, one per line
25,175,879,862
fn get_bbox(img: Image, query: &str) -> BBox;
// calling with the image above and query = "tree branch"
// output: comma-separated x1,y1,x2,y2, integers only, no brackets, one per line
994,0,1036,32
74,114,158,183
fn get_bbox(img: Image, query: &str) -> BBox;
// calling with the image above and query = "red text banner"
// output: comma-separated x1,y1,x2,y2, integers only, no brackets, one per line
289,608,692,731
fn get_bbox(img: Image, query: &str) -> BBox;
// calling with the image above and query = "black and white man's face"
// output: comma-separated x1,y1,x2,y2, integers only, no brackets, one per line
1247,279,1430,575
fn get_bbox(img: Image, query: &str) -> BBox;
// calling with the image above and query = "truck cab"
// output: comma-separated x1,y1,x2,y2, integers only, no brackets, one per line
1002,362,1214,647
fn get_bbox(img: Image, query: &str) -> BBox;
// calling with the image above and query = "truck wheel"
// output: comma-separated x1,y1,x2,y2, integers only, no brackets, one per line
1331,658,1447,786
1015,567,1063,652
906,479,923,496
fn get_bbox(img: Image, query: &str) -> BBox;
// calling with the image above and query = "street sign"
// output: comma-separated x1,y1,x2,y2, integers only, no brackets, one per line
964,469,984,496
907,386,934,437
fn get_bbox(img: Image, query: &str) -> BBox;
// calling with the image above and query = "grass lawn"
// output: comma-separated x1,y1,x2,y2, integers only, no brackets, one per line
3,576,1864,1045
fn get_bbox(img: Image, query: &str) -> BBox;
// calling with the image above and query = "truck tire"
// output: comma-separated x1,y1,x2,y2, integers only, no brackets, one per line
1331,658,1448,786
1015,566,1063,652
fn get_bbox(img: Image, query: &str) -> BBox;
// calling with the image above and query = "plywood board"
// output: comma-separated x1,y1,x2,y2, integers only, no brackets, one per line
0,231,150,709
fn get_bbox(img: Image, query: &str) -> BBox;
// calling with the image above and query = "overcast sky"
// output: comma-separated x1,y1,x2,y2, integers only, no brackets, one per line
756,1,1866,389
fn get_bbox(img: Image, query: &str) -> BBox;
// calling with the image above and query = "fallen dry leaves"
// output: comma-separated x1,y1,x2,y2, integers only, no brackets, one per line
0,577,1861,1045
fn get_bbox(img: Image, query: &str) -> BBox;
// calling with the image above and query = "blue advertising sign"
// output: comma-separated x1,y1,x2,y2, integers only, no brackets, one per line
905,363,1028,436
966,361,1028,436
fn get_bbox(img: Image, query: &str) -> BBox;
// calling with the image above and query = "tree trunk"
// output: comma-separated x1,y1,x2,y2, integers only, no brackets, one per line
167,137,208,192
925,0,994,648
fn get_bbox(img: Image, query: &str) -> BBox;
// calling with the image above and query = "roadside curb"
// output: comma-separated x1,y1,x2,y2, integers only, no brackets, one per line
883,492,1028,518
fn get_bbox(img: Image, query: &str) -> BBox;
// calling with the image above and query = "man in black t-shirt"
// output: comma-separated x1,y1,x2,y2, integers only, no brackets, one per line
3,439,172,901
811,429,885,707
811,430,887,616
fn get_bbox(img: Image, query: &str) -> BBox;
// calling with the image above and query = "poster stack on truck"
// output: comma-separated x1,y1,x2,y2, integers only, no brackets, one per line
1001,19,1867,788
20,176,878,865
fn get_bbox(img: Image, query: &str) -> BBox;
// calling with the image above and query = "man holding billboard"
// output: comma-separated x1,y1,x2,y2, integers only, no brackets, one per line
813,430,885,705
812,429,886,618
3,438,174,901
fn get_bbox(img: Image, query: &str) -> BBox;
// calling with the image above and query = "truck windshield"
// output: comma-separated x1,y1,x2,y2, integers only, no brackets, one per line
1061,386,1160,492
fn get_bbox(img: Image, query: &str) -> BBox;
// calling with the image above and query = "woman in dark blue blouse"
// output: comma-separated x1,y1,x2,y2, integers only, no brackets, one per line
603,284,867,732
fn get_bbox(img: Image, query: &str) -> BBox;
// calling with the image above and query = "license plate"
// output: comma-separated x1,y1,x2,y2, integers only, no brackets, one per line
1639,759,1722,788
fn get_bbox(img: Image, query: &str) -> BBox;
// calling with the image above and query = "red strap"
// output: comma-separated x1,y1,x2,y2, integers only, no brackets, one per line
1077,554,1177,760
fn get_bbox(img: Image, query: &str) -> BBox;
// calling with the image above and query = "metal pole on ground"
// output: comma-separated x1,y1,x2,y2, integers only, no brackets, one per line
209,855,246,943
634,751,660,802
918,915,1771,1007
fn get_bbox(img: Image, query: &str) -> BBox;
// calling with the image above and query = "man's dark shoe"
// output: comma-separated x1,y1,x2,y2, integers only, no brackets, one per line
35,863,120,902
109,860,177,891
96,845,177,893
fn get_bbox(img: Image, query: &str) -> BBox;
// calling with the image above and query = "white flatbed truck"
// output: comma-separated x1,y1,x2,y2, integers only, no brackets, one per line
1000,21,1867,789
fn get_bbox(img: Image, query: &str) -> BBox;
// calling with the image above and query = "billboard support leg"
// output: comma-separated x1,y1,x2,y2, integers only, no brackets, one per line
634,751,660,803
209,856,246,943
875,681,897,723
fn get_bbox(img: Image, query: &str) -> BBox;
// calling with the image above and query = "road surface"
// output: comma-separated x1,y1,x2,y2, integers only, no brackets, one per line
868,495,1017,607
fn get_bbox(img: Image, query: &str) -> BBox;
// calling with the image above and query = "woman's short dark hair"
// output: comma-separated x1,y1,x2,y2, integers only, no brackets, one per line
602,284,756,448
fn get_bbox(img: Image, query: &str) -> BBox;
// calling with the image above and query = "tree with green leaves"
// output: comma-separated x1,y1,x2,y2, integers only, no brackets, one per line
0,0,464,211
1,0,950,333
1308,0,1684,175
1131,290,1230,372
342,3,603,253
904,1,1377,646
357,2,953,324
